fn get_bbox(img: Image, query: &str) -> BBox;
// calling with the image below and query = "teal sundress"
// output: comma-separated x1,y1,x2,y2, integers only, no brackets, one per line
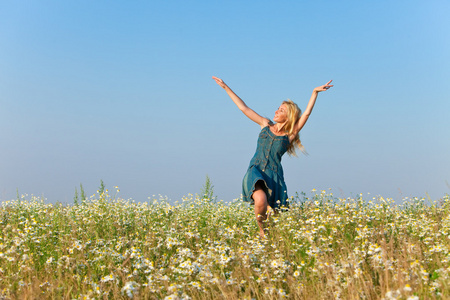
242,126,290,209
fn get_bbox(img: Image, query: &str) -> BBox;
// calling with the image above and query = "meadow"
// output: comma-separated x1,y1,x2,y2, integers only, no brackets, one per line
1,187,450,299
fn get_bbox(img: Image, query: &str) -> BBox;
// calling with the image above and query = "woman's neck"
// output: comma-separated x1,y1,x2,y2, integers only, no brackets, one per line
273,122,286,134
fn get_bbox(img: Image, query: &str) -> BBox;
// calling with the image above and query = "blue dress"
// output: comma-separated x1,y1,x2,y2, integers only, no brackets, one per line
242,126,290,209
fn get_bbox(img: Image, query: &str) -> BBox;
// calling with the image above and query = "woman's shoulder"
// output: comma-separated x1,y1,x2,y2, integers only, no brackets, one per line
259,118,272,129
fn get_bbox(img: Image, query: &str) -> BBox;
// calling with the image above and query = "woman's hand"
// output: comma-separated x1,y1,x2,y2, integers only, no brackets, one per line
313,80,333,92
212,76,269,127
212,76,228,89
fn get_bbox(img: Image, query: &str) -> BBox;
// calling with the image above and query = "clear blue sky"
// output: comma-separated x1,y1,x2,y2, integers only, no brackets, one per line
1,1,449,204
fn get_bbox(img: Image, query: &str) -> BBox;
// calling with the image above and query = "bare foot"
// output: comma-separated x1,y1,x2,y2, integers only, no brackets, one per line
259,230,265,239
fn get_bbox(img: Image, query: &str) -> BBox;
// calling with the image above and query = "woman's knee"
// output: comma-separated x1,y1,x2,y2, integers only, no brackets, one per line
253,191,267,206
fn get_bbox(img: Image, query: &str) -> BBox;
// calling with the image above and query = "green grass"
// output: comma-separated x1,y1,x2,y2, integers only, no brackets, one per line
1,189,450,299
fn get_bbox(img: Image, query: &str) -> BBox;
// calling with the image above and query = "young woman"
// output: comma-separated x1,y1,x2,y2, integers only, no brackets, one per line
212,76,333,238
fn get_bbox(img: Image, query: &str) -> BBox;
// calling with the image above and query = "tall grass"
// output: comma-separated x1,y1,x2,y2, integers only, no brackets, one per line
1,188,449,299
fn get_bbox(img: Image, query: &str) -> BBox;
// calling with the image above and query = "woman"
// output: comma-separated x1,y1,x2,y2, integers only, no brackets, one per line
212,76,333,238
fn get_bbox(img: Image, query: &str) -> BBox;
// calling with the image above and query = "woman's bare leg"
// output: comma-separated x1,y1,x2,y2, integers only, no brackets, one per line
253,182,268,238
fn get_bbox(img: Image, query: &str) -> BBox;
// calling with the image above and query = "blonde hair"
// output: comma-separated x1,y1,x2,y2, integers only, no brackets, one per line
281,99,307,156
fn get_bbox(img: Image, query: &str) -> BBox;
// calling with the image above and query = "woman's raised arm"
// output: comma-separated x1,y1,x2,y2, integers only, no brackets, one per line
212,76,269,128
293,80,333,134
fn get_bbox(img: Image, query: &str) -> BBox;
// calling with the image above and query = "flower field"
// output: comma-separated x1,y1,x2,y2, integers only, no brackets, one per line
1,188,450,299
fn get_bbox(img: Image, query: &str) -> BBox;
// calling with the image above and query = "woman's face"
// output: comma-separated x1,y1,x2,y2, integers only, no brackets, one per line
274,104,288,123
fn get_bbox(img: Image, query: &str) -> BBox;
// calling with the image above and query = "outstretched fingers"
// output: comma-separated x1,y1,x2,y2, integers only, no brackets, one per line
212,76,227,88
322,80,334,90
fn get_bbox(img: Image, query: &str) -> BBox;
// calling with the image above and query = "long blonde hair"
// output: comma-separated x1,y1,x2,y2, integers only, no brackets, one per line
281,99,307,156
